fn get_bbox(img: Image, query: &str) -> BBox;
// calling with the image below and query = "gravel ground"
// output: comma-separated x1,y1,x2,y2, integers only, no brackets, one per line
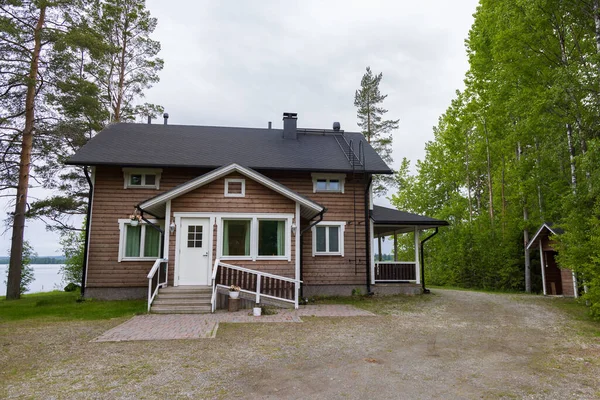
1,289,599,399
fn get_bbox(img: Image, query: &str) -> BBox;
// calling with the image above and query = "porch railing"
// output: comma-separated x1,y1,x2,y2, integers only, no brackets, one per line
211,259,301,312
147,258,168,312
375,261,417,282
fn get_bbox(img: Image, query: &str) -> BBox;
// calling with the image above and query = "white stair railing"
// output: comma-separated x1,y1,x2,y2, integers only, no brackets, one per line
211,259,301,312
147,258,168,312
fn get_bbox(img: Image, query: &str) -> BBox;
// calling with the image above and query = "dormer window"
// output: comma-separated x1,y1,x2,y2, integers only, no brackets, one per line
225,178,245,197
312,173,345,193
123,168,162,189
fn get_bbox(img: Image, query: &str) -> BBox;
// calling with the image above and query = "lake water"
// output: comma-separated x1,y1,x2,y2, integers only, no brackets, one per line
0,264,65,295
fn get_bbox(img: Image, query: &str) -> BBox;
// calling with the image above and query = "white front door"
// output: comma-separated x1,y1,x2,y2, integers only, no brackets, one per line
178,218,210,285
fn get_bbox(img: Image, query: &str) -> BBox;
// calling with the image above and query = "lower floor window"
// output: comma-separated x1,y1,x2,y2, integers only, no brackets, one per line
120,220,162,260
258,220,285,256
219,215,291,260
222,219,251,256
313,222,345,256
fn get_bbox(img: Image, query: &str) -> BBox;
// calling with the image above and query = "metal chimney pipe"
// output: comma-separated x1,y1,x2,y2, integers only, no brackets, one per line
147,116,151,124
163,113,169,125
268,121,272,129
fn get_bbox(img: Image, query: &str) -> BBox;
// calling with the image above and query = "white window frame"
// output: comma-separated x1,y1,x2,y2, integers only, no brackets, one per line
217,213,293,262
117,218,163,262
224,178,246,197
312,221,346,257
311,173,345,193
123,168,162,189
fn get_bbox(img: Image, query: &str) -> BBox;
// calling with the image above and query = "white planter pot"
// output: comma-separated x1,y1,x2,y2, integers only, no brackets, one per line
229,291,239,299
253,307,262,317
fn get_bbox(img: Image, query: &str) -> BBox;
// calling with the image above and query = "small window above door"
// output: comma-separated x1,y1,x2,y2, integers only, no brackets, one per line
224,178,245,197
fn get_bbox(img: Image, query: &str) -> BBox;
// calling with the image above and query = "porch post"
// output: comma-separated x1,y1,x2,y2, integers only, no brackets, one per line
295,203,300,308
539,239,546,295
393,230,397,262
370,219,375,285
378,237,383,261
414,227,420,284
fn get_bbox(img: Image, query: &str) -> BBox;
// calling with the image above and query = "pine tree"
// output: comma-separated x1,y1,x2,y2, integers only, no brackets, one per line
354,66,399,195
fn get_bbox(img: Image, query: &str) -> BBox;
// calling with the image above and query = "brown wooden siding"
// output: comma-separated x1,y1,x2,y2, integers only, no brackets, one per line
87,167,367,289
560,268,574,297
263,171,368,286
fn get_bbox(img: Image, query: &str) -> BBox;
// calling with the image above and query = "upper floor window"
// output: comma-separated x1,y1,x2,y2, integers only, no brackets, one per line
224,178,245,197
123,168,162,189
311,173,345,193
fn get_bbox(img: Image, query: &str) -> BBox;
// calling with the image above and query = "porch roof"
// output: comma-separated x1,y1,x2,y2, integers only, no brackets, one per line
138,163,325,219
372,205,449,236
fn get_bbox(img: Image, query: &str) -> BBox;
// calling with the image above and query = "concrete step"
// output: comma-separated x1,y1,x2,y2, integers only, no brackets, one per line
152,298,211,306
151,305,211,314
159,286,212,294
156,292,212,300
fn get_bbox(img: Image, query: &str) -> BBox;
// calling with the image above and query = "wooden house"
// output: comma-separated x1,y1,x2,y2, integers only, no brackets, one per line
67,113,448,312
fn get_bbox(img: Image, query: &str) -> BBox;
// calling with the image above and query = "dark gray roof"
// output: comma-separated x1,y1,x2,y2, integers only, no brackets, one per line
371,205,449,226
67,123,392,174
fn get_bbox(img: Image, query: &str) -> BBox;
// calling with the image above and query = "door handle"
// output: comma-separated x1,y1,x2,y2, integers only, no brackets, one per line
203,252,208,257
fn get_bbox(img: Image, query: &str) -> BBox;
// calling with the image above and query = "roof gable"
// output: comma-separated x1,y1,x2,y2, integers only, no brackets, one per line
138,163,324,219
527,222,563,250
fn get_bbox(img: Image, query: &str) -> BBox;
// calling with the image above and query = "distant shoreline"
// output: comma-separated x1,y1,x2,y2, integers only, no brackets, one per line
0,256,66,265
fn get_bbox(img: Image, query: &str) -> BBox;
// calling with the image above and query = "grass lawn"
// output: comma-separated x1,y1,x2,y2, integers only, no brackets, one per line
0,291,146,322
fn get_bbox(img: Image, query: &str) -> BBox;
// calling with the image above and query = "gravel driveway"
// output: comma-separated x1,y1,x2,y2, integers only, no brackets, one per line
1,289,599,399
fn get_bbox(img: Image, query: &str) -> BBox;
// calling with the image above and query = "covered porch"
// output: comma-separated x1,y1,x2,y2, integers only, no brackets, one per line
371,205,448,289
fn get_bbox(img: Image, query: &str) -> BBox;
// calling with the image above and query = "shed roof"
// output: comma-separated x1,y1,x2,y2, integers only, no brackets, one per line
527,222,564,250
67,123,392,174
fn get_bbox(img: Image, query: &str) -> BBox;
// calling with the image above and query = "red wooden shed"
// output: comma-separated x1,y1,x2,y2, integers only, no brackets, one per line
527,223,578,297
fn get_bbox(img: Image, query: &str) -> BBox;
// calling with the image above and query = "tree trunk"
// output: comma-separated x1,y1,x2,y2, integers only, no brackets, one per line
6,5,46,300
114,16,129,122
565,123,577,193
465,129,473,223
501,155,506,236
524,205,531,293
483,119,494,224
534,137,544,219
517,142,531,293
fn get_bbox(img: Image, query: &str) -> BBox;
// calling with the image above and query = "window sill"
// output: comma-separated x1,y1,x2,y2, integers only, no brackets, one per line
314,253,343,257
220,256,253,261
120,257,160,262
125,186,159,190
256,256,289,261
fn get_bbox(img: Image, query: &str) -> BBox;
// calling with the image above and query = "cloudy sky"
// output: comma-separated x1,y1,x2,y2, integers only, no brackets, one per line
2,0,479,256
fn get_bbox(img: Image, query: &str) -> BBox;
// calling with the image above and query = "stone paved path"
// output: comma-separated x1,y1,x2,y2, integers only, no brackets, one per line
93,305,374,342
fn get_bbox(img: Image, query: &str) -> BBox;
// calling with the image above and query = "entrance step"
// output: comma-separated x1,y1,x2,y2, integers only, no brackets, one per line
150,286,212,314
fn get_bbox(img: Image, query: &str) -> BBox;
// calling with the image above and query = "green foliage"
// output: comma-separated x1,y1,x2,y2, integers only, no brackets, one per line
4,241,36,295
391,0,600,318
354,66,399,195
0,291,145,322
60,226,85,287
